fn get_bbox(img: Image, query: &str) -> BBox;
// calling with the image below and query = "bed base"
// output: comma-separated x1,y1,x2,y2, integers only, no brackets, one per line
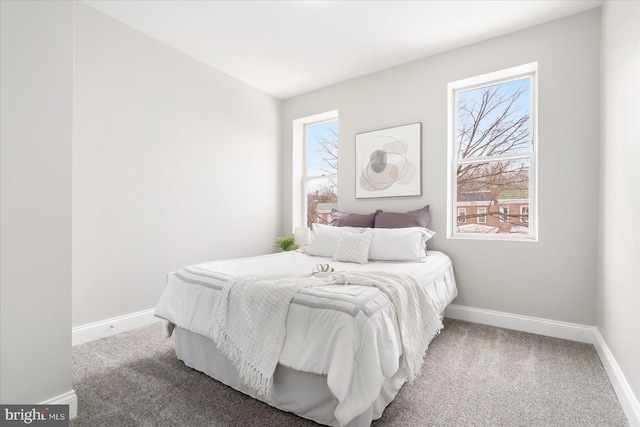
174,326,406,427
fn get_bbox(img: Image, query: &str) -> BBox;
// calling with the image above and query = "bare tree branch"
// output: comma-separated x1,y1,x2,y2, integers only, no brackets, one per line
306,123,339,226
456,82,531,230
315,127,338,175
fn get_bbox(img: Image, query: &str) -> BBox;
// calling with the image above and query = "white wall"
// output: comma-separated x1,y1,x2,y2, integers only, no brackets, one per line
73,4,282,327
598,0,640,408
0,0,74,405
282,10,601,325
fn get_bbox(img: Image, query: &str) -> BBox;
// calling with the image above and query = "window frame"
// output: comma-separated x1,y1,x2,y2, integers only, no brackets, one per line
477,207,487,224
457,208,467,223
303,119,339,227
447,63,538,241
520,206,529,224
499,206,509,223
291,110,339,231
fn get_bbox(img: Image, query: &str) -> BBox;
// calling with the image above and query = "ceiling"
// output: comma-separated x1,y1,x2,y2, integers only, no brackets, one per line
83,0,602,100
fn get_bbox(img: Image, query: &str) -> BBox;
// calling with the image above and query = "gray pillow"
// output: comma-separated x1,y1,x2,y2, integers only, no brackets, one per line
374,205,430,228
330,209,379,228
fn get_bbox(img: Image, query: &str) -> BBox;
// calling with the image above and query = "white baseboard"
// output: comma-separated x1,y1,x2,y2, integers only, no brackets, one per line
72,308,160,346
444,303,639,426
40,389,78,419
444,303,596,343
593,329,640,427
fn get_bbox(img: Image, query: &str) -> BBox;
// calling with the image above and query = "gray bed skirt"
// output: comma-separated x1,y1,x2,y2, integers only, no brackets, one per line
174,326,407,426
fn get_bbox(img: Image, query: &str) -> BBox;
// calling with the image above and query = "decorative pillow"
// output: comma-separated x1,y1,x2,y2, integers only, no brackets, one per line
333,231,374,264
330,209,379,228
368,227,435,261
304,223,364,258
374,205,430,229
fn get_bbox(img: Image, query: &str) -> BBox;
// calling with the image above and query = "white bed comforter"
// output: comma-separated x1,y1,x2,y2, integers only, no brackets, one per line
209,272,345,399
155,250,457,426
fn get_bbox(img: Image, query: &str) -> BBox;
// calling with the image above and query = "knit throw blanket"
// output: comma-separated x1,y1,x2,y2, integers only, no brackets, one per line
208,271,442,398
207,273,340,398
342,271,443,382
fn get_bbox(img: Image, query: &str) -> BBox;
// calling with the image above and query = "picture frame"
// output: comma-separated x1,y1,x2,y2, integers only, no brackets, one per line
355,122,422,199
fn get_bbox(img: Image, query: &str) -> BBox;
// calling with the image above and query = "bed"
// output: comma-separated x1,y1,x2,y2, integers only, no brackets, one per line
155,224,457,427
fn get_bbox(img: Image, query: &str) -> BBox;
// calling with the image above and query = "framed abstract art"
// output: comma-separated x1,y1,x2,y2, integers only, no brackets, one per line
355,122,421,198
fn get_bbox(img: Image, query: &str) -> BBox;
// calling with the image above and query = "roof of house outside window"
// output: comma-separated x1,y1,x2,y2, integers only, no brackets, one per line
457,191,493,202
458,189,529,202
316,202,338,211
498,189,529,200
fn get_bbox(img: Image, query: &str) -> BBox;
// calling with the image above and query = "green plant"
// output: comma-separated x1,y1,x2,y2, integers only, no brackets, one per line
275,236,297,251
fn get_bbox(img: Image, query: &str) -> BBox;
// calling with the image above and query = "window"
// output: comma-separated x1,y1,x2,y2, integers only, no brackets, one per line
292,111,339,230
447,63,537,240
304,119,339,226
457,208,467,223
477,207,487,224
520,206,529,223
499,206,509,222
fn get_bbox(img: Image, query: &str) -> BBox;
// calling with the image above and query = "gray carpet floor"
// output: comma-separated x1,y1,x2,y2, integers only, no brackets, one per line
71,318,629,426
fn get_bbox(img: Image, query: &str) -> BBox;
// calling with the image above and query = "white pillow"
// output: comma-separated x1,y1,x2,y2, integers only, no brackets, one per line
304,223,364,257
369,227,435,261
333,231,373,264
